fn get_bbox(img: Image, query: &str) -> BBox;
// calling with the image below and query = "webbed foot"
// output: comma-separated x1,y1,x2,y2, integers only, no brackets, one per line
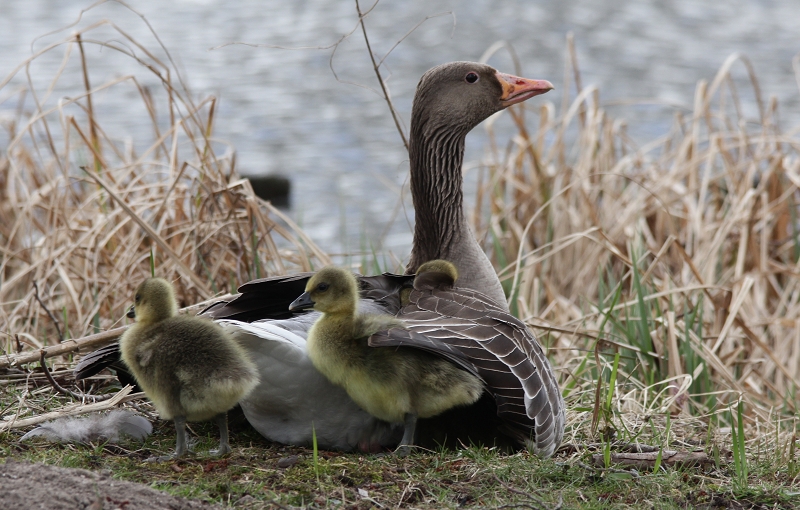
394,444,411,457
209,444,231,456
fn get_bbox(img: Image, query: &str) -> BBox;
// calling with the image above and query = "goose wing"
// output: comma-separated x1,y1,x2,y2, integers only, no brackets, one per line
398,284,565,457
368,327,483,381
202,273,316,321
73,343,139,389
202,272,413,321
74,343,125,380
358,273,414,312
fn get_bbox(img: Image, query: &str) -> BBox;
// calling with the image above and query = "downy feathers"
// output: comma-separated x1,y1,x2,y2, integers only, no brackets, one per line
20,410,152,444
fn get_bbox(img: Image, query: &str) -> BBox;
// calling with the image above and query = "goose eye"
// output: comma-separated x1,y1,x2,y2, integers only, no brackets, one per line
317,283,329,292
465,72,479,84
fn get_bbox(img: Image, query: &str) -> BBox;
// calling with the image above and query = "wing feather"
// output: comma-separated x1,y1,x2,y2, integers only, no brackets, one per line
398,281,565,456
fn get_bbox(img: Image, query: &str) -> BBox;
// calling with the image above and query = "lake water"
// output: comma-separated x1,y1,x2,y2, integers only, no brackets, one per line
1,0,798,258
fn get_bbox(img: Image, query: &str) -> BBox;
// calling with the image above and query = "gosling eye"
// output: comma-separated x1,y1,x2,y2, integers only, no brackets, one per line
316,283,329,292
135,294,141,302
465,72,479,84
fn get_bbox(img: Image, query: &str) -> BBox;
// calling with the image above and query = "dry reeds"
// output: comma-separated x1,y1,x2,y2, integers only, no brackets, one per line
0,20,328,360
477,45,800,445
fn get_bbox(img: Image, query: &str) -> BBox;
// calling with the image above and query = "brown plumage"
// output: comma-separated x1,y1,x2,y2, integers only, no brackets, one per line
386,262,563,454
120,278,259,460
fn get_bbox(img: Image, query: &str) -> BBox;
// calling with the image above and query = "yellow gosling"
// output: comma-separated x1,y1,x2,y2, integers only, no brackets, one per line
289,266,483,455
414,259,458,287
120,278,259,461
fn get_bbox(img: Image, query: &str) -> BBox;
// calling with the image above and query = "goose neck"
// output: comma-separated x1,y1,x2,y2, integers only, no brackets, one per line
408,128,468,264
407,121,509,309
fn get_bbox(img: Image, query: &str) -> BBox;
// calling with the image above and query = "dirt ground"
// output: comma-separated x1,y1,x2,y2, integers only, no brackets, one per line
0,461,222,510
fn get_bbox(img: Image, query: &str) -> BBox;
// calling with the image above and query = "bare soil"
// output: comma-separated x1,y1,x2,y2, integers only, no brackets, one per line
0,461,221,510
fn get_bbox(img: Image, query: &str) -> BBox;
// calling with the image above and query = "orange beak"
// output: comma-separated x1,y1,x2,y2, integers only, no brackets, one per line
496,71,554,107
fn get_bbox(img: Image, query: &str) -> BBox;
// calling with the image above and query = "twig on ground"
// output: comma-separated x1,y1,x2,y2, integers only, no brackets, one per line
268,500,295,510
583,442,661,453
590,450,713,471
494,504,549,510
0,327,127,369
0,385,139,432
38,350,111,402
576,461,640,478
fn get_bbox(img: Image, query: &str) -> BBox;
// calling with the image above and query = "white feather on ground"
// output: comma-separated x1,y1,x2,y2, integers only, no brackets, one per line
20,410,152,443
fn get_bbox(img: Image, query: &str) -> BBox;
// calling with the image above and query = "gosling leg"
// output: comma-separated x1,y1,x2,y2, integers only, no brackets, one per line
147,415,188,462
210,412,231,456
174,415,189,457
395,413,418,457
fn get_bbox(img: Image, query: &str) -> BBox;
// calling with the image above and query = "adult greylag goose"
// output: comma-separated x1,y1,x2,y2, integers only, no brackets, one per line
119,278,259,460
289,265,484,456
75,61,564,456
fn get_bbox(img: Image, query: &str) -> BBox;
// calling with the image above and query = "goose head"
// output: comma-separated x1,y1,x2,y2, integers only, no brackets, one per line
411,61,553,139
289,267,359,316
127,278,178,325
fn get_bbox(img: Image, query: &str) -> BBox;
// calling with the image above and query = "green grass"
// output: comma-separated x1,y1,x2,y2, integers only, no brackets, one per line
2,420,796,509
1,375,798,509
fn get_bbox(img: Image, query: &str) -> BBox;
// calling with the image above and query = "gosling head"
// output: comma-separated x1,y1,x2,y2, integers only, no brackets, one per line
413,259,459,291
127,277,178,325
289,267,359,315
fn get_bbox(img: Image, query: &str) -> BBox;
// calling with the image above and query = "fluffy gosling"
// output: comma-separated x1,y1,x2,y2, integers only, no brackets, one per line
413,259,459,290
120,278,259,461
289,266,483,455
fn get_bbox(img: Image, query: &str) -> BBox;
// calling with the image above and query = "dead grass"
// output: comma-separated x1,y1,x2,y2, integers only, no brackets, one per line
474,43,800,460
0,16,329,360
1,5,800,509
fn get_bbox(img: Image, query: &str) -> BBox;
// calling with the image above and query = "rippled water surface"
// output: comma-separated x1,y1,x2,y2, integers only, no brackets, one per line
2,0,798,257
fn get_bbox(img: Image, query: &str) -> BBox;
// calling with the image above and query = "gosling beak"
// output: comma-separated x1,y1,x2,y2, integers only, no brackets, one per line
126,304,136,319
496,72,554,108
289,292,315,311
